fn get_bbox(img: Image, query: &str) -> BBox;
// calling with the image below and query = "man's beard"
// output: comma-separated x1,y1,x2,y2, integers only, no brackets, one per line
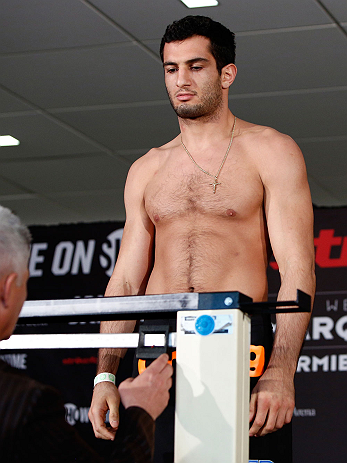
167,78,223,120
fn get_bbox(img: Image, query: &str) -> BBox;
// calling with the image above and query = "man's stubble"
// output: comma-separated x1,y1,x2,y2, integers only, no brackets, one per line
167,75,223,121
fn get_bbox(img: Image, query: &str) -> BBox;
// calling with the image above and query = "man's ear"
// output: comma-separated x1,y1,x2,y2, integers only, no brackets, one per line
221,63,237,89
0,273,18,309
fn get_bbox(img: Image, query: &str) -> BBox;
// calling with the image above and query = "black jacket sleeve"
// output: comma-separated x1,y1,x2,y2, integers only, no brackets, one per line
15,386,155,463
0,368,154,462
110,407,155,463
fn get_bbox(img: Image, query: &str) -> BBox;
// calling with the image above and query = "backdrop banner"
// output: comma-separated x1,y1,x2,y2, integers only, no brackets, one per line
1,207,346,462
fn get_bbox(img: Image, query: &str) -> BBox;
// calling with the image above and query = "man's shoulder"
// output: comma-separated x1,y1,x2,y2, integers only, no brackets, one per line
139,137,179,161
0,357,32,385
0,359,61,430
124,137,179,199
240,122,295,148
127,136,179,176
0,359,55,396
260,126,298,151
240,122,302,162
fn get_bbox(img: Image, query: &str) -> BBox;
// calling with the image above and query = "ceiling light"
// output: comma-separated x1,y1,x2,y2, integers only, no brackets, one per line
0,135,20,147
180,0,219,7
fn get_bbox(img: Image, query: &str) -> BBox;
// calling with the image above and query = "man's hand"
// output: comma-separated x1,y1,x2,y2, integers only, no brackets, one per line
118,353,173,420
89,381,121,440
249,366,295,437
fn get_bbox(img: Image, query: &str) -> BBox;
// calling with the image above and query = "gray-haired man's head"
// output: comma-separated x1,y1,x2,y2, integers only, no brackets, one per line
0,206,31,285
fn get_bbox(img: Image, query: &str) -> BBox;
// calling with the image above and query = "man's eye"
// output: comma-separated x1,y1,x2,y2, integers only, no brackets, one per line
191,66,202,71
166,68,177,73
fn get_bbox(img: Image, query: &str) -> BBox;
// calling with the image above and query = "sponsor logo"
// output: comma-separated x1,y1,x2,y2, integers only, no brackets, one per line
314,229,347,268
270,228,347,269
306,314,347,342
62,356,97,365
64,403,90,426
297,353,347,373
99,229,124,277
293,408,316,417
0,353,27,370
297,293,347,374
29,228,124,278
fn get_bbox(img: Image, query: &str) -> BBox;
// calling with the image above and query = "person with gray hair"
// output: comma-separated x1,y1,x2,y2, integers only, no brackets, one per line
0,205,173,462
0,205,31,340
0,205,31,274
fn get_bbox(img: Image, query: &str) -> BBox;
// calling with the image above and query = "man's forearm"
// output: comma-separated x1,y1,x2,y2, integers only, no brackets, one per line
97,320,137,375
269,268,315,375
268,312,311,377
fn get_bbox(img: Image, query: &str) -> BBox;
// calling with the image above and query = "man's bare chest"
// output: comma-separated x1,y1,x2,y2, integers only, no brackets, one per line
144,160,264,224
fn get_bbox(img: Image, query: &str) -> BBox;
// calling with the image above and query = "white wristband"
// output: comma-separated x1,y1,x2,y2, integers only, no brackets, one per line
94,372,116,387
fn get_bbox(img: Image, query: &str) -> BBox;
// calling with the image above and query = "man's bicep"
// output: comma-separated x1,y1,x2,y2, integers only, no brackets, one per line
106,159,155,297
105,219,154,297
263,144,315,274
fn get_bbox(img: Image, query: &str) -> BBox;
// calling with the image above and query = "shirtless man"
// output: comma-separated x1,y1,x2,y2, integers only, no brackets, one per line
89,15,315,462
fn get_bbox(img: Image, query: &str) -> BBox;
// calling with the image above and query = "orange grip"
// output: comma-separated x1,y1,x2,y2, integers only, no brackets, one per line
138,359,146,375
250,345,265,377
138,350,176,374
138,347,264,377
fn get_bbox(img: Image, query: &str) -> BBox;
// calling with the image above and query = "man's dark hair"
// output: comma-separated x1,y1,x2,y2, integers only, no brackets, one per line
160,15,236,73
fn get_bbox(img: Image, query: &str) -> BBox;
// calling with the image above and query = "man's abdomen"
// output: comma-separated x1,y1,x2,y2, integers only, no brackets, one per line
146,229,269,302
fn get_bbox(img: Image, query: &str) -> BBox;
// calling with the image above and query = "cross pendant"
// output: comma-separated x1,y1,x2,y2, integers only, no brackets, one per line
210,178,221,193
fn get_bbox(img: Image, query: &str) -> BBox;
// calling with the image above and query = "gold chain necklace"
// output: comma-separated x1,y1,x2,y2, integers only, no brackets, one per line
180,116,237,193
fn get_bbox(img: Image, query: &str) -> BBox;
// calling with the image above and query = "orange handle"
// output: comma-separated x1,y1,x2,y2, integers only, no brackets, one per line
138,347,264,377
250,345,265,377
138,351,176,375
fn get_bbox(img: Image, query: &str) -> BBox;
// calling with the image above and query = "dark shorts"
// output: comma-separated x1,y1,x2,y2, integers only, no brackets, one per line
135,315,292,463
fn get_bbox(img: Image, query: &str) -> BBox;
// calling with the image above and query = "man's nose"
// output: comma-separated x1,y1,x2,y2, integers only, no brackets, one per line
176,69,191,87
